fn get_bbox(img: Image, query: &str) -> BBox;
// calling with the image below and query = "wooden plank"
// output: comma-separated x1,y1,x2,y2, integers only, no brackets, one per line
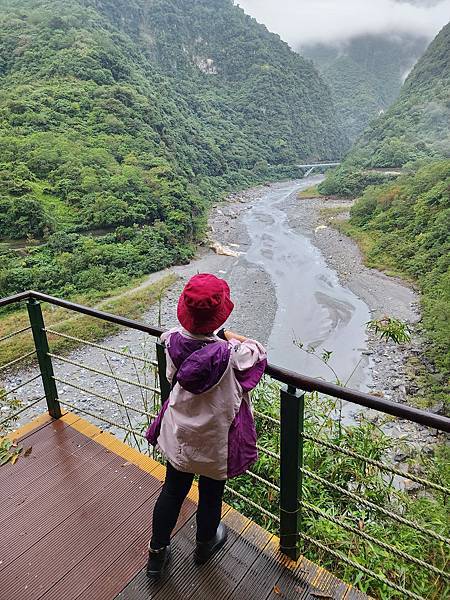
114,513,199,600
309,562,350,599
148,505,233,600
263,540,319,600
187,519,273,600
67,415,200,507
0,427,104,504
1,414,370,600
6,412,55,441
38,475,166,600
76,497,197,600
0,437,111,523
263,544,350,600
0,448,125,571
226,529,279,600
152,508,249,600
0,463,151,599
344,587,374,600
0,417,84,487
117,505,233,600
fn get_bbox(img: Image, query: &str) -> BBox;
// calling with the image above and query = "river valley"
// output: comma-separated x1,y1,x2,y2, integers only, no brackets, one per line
4,176,431,443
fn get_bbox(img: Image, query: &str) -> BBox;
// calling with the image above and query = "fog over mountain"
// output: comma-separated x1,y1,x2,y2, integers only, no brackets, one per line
235,0,450,47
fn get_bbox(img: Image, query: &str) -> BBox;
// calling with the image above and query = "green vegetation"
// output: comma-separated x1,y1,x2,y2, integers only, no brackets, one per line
319,23,449,199
301,34,427,142
0,274,176,369
297,185,321,198
347,161,450,388
318,167,396,198
350,23,449,169
0,0,346,300
121,318,448,598
348,24,450,167
81,322,449,598
0,437,24,465
315,23,450,400
230,380,449,599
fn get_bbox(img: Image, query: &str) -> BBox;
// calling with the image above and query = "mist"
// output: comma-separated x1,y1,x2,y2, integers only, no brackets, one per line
235,0,450,47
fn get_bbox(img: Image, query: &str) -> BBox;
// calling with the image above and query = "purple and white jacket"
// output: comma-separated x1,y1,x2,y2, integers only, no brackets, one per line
146,327,267,481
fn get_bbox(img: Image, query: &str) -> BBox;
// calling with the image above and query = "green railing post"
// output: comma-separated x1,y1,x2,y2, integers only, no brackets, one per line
156,341,171,403
279,384,304,561
27,298,61,419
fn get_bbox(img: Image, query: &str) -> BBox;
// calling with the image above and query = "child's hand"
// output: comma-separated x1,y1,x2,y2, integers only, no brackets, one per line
224,330,247,343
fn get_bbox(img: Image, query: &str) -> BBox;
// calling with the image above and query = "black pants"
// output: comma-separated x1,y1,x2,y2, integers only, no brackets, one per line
150,462,226,549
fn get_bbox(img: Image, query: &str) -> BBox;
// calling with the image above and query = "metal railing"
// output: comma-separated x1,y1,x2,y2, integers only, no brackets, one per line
1,290,449,599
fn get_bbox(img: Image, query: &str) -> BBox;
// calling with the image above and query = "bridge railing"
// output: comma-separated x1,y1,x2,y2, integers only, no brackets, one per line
1,290,449,599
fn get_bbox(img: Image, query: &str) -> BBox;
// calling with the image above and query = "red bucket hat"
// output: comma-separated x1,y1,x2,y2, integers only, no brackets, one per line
177,273,234,334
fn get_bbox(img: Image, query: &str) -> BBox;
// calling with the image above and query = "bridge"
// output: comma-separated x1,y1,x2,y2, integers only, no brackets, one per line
296,161,341,177
0,290,448,600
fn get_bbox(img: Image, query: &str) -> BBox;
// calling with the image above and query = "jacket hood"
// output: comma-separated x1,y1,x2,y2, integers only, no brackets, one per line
167,331,231,395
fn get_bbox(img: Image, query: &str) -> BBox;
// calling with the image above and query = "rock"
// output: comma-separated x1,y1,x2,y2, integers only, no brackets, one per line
403,479,423,492
405,384,419,395
430,401,444,415
209,241,241,257
394,451,409,462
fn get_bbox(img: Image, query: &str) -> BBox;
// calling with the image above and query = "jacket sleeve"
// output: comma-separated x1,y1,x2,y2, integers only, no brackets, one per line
160,330,177,384
145,398,170,446
229,339,267,392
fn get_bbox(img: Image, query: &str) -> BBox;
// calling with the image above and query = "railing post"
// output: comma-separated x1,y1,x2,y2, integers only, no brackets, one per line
279,384,304,561
27,298,61,419
156,341,171,403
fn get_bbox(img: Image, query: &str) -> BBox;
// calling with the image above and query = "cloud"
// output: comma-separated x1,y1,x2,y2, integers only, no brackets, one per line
234,0,450,47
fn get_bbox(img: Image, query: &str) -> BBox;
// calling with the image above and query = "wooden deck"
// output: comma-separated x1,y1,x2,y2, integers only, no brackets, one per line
1,413,368,600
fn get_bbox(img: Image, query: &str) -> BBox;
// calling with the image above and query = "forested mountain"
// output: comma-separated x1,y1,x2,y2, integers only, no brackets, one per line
320,22,449,197
344,22,450,168
301,34,428,142
0,0,345,297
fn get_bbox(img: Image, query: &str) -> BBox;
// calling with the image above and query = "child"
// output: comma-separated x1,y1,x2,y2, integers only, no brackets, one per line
145,273,267,577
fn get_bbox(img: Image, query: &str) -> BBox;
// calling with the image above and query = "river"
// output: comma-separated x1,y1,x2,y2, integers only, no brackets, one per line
242,179,371,386
5,175,423,432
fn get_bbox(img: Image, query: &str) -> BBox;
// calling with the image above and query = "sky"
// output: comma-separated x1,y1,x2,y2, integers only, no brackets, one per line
234,0,450,47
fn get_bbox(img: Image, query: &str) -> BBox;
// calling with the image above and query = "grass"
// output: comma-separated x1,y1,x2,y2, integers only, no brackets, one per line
32,182,78,230
0,274,177,369
297,185,322,198
320,205,376,257
320,206,409,277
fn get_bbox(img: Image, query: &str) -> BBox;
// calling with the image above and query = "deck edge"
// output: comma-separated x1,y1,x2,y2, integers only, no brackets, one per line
6,411,56,441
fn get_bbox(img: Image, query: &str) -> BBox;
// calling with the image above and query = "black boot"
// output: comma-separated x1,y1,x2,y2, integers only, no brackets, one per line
194,523,228,565
146,544,171,578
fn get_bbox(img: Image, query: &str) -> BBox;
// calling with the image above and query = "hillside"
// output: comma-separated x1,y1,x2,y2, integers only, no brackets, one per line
319,23,450,197
0,0,345,298
316,23,450,391
346,160,450,394
345,22,450,168
301,34,428,142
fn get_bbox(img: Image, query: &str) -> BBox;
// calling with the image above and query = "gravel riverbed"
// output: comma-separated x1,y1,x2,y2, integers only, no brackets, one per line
2,179,440,450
